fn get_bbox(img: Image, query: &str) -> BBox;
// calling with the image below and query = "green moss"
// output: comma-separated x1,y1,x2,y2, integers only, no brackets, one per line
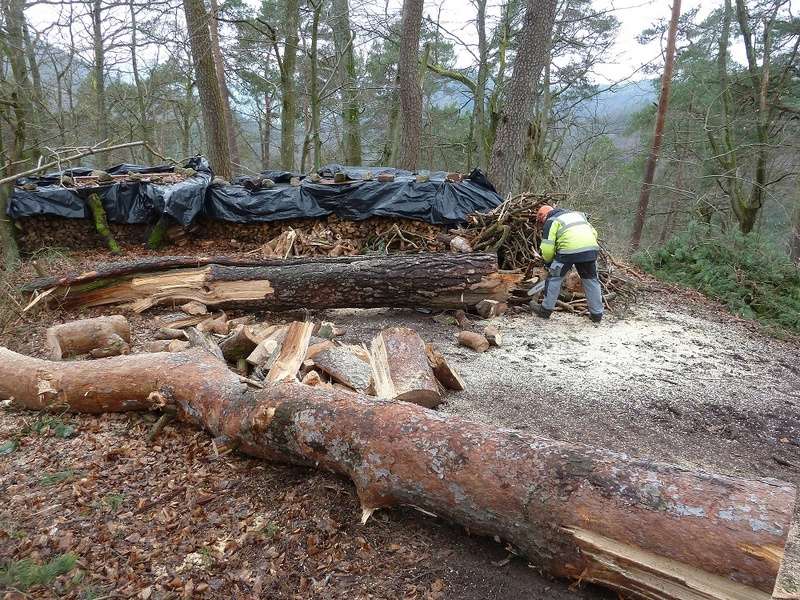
87,193,122,254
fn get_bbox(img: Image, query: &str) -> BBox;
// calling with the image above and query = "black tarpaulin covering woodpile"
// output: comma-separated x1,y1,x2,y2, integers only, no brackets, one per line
8,160,502,227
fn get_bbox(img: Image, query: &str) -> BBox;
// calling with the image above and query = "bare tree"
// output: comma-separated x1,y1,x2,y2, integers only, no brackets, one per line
396,0,424,171
331,0,361,165
280,0,300,171
182,0,233,179
209,0,241,168
487,0,558,195
629,0,681,251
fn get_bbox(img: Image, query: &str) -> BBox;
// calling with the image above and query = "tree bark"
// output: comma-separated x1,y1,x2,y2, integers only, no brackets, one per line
91,0,109,152
208,0,240,169
331,0,362,165
129,0,154,163
0,346,794,599
791,179,800,263
280,0,300,171
370,327,440,408
46,315,131,360
629,0,681,251
182,0,233,180
473,0,489,170
0,183,20,268
396,0,424,171
487,0,558,195
22,253,520,313
308,0,322,171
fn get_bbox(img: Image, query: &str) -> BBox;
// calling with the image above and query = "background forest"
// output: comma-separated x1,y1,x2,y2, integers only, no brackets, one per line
0,0,798,263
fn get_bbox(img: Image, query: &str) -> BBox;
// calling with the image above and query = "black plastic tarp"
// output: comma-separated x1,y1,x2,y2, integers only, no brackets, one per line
207,166,501,225
7,157,213,226
9,160,502,226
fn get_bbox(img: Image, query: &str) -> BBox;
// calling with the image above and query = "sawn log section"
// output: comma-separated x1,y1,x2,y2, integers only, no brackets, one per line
22,253,518,312
0,346,794,600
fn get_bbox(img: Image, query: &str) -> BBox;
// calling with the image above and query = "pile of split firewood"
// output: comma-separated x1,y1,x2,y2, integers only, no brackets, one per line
16,216,149,251
45,307,470,410
199,216,448,256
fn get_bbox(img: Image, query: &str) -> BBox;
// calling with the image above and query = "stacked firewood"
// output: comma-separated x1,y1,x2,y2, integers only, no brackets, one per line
15,216,149,251
451,192,635,314
198,216,448,256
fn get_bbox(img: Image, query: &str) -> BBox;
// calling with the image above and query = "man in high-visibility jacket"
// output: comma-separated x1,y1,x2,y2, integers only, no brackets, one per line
531,204,604,323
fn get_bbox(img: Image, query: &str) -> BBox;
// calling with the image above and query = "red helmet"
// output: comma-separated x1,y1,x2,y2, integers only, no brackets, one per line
536,205,554,224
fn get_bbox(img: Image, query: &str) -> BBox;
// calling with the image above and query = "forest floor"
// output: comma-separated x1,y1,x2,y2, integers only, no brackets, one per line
1,248,800,599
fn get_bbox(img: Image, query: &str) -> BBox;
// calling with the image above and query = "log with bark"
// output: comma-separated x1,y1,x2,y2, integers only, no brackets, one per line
21,253,520,313
46,315,131,360
0,345,794,599
370,327,441,408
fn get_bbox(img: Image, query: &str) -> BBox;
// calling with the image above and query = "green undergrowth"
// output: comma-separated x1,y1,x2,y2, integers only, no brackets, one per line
0,553,77,591
635,224,800,333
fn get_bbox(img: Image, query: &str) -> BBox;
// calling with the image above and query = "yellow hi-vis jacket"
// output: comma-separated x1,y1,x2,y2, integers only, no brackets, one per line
539,209,599,263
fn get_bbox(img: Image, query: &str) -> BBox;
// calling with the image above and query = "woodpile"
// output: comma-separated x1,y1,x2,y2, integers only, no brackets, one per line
1,341,795,600
15,216,149,252
108,307,464,407
198,216,448,256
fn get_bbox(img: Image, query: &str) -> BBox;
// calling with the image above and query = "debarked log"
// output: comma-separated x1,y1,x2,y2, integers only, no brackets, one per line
21,253,521,313
0,345,794,600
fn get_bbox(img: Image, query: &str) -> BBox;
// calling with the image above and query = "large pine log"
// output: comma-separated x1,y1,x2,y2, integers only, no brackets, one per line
22,253,519,312
0,345,794,599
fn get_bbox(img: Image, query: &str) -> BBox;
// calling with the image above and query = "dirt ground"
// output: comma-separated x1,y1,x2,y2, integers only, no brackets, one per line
1,253,800,599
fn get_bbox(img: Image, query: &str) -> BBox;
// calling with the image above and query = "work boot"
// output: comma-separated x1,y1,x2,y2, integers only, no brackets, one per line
589,313,602,324
530,302,552,319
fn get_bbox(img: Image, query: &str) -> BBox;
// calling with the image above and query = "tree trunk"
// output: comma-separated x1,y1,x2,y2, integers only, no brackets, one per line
1,0,37,162
331,0,362,165
208,0,240,169
129,0,154,163
0,183,20,269
309,0,322,171
473,0,489,170
182,0,233,180
21,19,43,151
791,180,800,263
629,0,682,251
0,346,794,600
396,0,424,171
487,0,558,195
92,0,109,151
280,0,300,171
23,254,519,313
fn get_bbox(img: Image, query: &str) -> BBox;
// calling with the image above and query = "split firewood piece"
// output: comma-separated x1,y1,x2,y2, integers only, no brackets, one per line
180,301,208,316
197,312,228,335
154,313,207,330
46,315,131,360
219,325,258,362
484,325,502,347
89,334,131,358
425,344,465,391
312,345,373,393
458,331,490,353
301,370,324,386
184,327,224,361
228,315,254,327
246,325,289,367
475,299,507,319
266,321,314,383
306,338,335,360
154,327,188,341
143,339,191,353
454,310,471,330
370,327,441,408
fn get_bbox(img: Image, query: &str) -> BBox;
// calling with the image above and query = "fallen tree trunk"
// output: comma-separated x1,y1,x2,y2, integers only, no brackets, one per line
22,253,520,313
0,346,794,599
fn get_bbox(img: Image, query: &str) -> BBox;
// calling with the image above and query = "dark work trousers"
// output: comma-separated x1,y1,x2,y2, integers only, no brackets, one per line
542,257,604,315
